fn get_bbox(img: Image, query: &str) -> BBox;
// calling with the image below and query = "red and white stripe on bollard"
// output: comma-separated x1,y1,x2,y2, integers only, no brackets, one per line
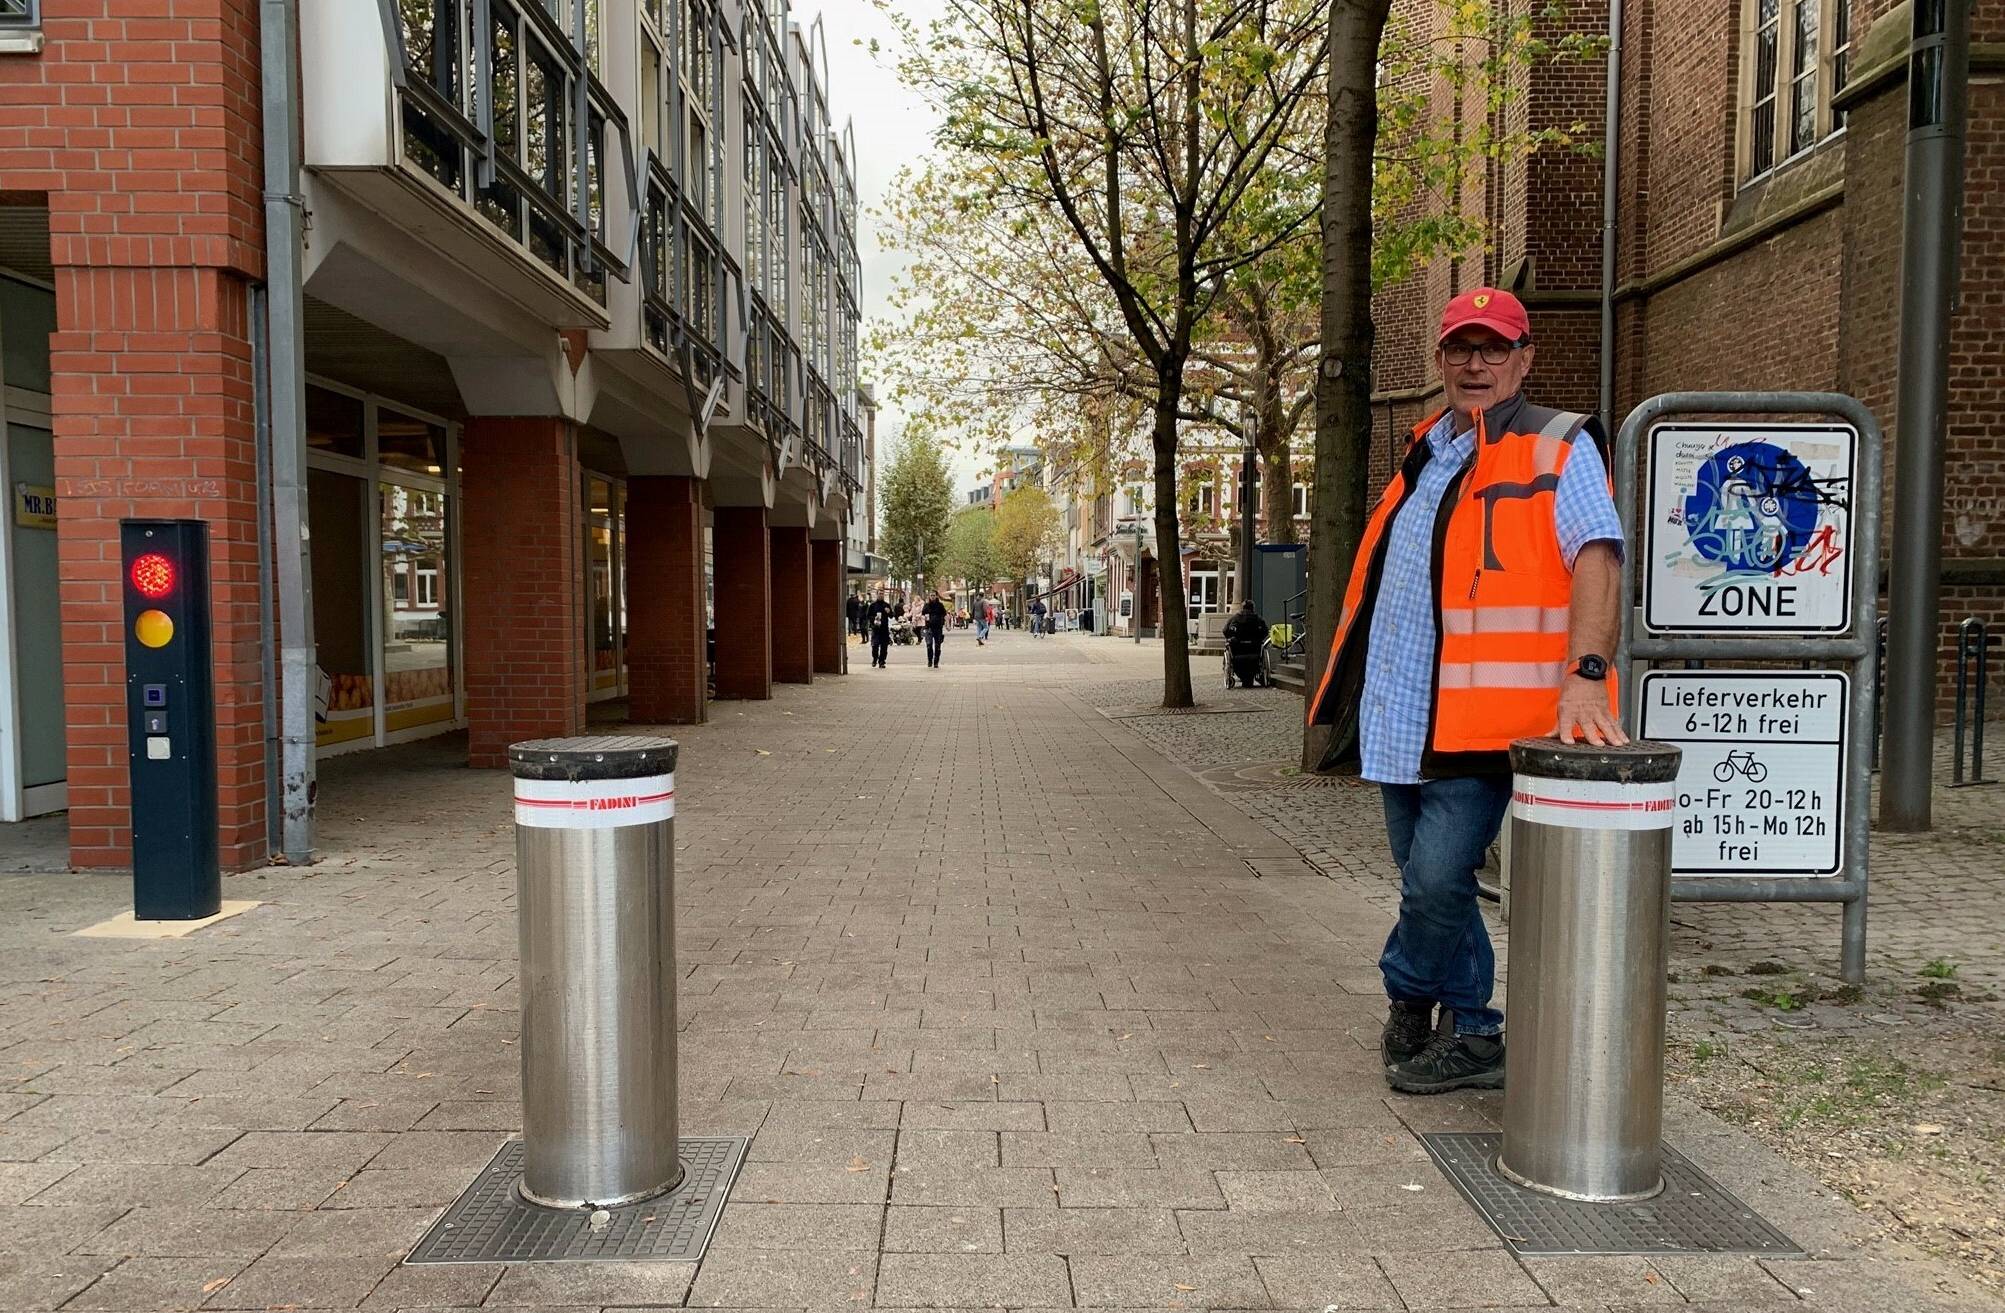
513,775,676,828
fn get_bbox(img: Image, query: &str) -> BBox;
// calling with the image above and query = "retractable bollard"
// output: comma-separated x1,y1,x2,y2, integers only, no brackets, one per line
1497,737,1682,1203
510,736,682,1210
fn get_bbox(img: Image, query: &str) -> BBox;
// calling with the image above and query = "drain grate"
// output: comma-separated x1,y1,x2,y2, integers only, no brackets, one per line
1421,1133,1802,1258
405,1136,746,1264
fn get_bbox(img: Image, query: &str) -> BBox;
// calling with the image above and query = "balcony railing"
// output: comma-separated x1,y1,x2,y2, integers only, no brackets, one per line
641,157,728,395
387,0,631,304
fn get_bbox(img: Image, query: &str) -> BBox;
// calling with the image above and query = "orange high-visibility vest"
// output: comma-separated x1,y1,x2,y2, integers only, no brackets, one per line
1307,394,1620,775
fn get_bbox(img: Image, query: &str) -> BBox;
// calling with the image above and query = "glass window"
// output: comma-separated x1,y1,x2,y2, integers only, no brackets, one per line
587,476,617,695
380,480,455,732
1742,0,1847,181
378,409,448,475
642,44,661,160
310,467,375,748
307,385,366,459
1292,483,1310,517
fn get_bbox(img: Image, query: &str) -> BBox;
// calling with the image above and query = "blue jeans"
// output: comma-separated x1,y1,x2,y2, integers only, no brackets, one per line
976,619,990,641
1378,777,1512,1036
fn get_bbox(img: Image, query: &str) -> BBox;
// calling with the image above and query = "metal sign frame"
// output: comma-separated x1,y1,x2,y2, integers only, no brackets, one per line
1616,393,1881,984
1641,421,1859,636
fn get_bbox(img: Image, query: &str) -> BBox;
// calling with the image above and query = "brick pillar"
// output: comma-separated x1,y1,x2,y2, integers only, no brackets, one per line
17,0,273,870
812,538,844,675
770,526,813,685
625,476,707,724
51,267,267,871
713,507,772,700
461,417,586,766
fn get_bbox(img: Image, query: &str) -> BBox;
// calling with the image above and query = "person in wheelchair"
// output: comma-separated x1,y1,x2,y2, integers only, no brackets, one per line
1222,599,1271,688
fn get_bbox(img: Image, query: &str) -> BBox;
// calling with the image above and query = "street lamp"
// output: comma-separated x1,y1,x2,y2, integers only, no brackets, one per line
1130,519,1146,645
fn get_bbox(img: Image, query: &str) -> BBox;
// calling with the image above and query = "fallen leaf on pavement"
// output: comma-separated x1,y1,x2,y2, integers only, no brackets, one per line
201,1278,231,1295
1173,1283,1197,1292
847,1156,871,1172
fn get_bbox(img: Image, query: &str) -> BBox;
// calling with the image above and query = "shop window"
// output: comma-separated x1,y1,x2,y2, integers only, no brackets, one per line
307,385,365,459
1739,0,1851,181
309,466,374,748
588,475,620,697
378,410,448,476
380,480,454,733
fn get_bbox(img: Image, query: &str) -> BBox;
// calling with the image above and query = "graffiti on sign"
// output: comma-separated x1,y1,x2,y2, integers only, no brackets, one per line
1644,424,1858,635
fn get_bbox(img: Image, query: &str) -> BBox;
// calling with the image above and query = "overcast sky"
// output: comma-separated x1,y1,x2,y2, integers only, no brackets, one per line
792,0,989,495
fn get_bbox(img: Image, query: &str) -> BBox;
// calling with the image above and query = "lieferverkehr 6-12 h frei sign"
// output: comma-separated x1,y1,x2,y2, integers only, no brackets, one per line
1638,669,1848,878
1643,423,1858,635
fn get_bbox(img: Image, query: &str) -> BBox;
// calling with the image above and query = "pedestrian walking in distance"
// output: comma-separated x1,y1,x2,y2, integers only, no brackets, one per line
1030,597,1048,637
1307,287,1628,1096
865,589,895,669
921,591,949,668
973,594,992,645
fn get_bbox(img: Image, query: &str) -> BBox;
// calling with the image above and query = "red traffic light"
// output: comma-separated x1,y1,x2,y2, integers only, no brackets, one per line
130,552,176,599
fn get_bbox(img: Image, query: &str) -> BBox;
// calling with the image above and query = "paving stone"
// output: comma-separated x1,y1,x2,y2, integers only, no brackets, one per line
749,1125,897,1165
1521,1256,1683,1305
685,1251,875,1308
357,1132,503,1173
198,1255,398,1309
0,1204,130,1256
874,1253,1070,1307
1213,1170,1339,1214
1000,1131,1159,1169
0,1252,118,1311
708,1202,885,1250
24,1162,242,1210
267,1207,436,1259
1345,1200,1503,1253
316,1167,474,1210
1068,1255,1269,1309
1149,1133,1314,1172
734,1158,891,1205
1250,1253,1402,1309
59,1256,250,1311
1053,1169,1225,1210
353,1259,503,1310
42,1125,242,1167
0,1160,75,1205
208,1166,352,1210
891,1166,1059,1209
1173,1208,1360,1256
77,1207,294,1259
1649,1253,1800,1303
310,1100,444,1133
1002,1207,1184,1255
1375,1249,1548,1308
882,1206,1003,1254
897,1101,1044,1132
209,1132,393,1174
484,1261,698,1307
1040,1102,1191,1135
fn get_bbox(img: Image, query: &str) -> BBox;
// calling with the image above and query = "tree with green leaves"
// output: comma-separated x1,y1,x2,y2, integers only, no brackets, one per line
879,432,956,587
992,484,1064,601
940,505,1003,593
874,0,1327,708
1305,0,1601,763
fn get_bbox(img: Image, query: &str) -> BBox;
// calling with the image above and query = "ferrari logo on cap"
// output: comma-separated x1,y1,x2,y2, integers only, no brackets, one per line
1473,293,1491,309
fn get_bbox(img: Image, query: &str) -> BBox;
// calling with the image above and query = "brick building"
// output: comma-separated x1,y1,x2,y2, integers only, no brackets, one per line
0,0,870,868
1371,0,2002,701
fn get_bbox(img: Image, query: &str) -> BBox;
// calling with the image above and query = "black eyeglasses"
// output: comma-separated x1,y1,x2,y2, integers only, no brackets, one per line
1441,338,1528,365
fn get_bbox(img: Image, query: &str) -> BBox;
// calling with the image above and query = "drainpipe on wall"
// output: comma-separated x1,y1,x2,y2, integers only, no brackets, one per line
1597,0,1624,431
250,287,280,856
260,0,317,864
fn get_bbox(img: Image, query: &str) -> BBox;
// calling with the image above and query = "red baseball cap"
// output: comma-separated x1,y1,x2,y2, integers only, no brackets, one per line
1438,287,1531,345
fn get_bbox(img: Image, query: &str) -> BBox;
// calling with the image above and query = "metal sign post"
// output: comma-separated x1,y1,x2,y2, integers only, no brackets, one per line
1615,393,1881,983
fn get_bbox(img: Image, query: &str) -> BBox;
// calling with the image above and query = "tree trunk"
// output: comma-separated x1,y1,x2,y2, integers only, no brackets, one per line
1152,373,1195,709
1305,0,1393,769
1259,406,1295,546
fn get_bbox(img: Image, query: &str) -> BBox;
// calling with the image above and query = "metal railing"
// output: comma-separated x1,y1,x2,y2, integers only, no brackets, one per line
1952,617,1996,787
383,0,632,305
1271,587,1310,660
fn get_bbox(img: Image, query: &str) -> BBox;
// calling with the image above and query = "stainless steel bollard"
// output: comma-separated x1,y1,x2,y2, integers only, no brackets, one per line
510,735,682,1209
1497,737,1682,1203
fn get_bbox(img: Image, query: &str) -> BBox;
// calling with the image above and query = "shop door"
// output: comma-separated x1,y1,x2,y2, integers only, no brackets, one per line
7,421,65,812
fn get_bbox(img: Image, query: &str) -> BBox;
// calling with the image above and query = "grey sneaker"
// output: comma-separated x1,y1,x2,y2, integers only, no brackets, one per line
1386,1026,1505,1094
1380,1000,1436,1067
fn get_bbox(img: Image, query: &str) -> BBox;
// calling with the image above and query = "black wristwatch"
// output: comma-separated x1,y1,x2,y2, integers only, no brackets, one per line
1569,654,1609,682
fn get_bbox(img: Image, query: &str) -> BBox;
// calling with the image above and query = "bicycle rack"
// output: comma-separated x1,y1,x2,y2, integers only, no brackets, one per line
1952,617,1995,787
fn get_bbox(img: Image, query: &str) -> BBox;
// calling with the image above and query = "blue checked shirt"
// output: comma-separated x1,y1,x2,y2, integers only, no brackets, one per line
1359,408,1625,784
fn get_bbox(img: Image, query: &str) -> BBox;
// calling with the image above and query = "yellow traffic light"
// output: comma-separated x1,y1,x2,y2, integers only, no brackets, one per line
135,609,174,649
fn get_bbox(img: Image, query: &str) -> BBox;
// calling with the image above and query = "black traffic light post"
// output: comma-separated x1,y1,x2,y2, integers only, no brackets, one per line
121,520,220,919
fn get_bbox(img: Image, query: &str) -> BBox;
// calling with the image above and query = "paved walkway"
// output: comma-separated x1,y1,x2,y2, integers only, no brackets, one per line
0,631,1992,1311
